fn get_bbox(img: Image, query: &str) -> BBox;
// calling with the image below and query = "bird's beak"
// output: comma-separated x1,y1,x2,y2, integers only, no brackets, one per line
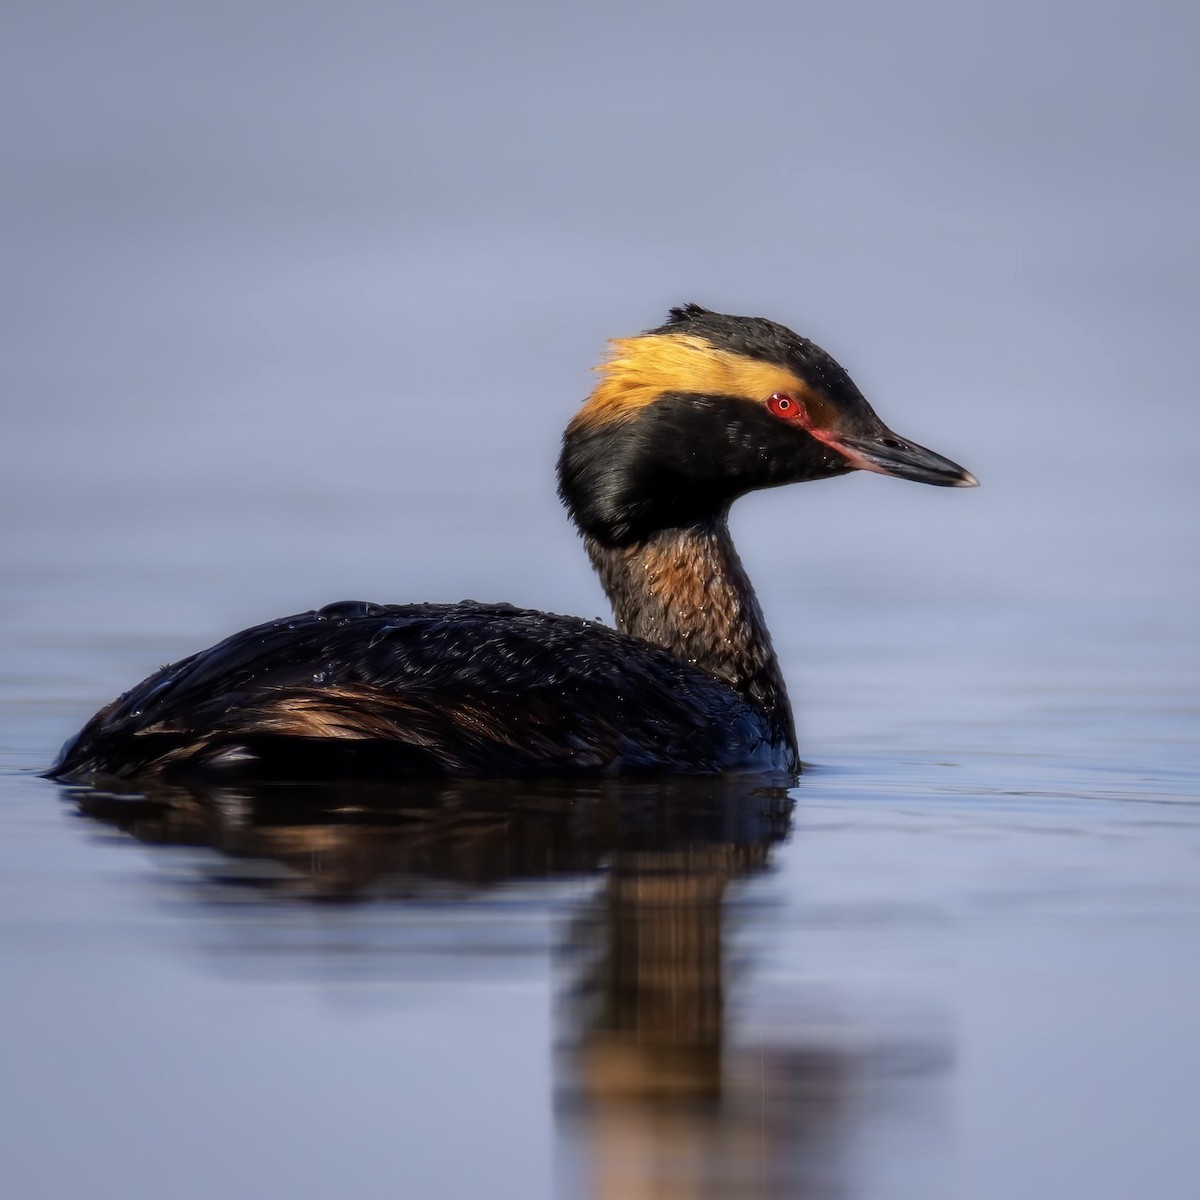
827,431,978,488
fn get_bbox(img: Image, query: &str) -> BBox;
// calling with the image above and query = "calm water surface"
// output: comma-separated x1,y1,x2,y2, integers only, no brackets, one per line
3,477,1197,1200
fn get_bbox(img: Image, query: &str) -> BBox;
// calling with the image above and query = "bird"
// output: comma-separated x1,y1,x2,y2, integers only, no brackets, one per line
49,304,976,783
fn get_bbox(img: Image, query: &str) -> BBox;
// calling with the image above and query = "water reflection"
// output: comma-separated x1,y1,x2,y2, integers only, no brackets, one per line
63,776,946,1198
67,776,792,899
559,836,859,1198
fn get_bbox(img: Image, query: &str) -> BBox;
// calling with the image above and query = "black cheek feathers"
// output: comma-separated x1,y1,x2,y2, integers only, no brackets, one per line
557,394,845,547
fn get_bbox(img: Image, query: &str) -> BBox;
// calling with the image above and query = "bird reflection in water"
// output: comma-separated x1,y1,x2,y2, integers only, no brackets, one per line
65,776,946,1198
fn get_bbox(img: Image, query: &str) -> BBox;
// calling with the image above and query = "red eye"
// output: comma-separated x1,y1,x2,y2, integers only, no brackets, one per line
767,392,805,420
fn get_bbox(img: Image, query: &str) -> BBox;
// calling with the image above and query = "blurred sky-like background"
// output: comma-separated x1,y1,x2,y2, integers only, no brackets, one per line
3,3,1199,1199
4,0,1197,645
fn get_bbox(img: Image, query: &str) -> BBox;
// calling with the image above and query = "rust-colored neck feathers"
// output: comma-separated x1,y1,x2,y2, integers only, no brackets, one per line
585,519,797,763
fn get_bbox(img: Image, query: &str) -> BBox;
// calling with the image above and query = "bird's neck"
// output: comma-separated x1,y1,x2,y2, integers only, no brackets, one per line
584,518,797,760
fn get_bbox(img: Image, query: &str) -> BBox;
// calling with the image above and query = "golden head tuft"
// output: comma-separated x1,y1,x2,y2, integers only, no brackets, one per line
570,332,813,430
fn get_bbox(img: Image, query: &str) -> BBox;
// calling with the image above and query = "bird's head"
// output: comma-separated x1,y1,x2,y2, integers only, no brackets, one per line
557,304,977,546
